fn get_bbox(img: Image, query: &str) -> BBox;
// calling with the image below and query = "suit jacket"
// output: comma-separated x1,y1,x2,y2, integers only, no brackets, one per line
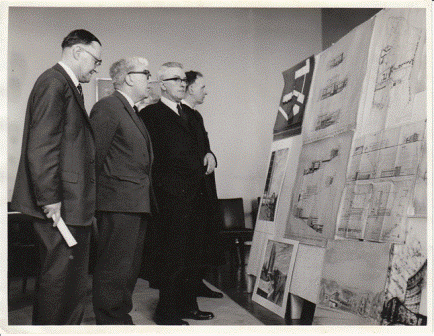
139,99,221,284
139,100,217,204
11,63,96,226
90,91,154,213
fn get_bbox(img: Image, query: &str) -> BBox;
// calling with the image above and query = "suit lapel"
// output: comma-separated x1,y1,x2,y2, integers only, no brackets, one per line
113,91,153,161
159,100,193,134
53,63,87,113
53,63,94,139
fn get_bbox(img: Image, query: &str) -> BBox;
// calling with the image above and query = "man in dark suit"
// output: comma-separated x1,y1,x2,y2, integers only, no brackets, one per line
89,57,154,325
139,62,220,325
181,70,224,299
11,29,102,325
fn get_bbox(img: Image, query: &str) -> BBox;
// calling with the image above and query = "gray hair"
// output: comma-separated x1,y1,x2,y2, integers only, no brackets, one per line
157,61,183,81
109,57,149,89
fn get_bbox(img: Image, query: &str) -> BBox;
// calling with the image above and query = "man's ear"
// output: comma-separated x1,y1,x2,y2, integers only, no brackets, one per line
187,85,194,95
125,73,134,86
159,81,166,92
71,45,82,61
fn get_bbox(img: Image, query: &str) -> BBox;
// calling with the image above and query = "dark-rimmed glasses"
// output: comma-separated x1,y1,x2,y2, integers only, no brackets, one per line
161,77,188,85
79,47,102,66
128,70,151,80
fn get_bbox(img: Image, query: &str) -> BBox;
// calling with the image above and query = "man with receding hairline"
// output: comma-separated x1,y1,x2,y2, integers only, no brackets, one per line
139,62,219,325
11,29,102,325
90,56,154,325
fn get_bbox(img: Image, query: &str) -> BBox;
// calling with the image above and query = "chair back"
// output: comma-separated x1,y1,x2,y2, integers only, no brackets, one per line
218,198,245,230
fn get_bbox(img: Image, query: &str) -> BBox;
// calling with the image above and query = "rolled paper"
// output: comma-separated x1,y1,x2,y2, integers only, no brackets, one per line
54,216,78,247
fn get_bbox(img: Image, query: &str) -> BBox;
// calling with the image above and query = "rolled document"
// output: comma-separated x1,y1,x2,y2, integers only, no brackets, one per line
54,216,78,247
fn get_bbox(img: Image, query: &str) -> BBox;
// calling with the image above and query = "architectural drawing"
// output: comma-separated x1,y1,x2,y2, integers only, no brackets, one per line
252,236,298,317
258,138,292,223
358,8,426,136
381,218,427,325
317,240,391,324
287,131,353,245
302,17,374,144
337,120,425,243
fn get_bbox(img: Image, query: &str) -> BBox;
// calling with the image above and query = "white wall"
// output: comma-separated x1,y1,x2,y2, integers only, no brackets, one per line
7,7,322,220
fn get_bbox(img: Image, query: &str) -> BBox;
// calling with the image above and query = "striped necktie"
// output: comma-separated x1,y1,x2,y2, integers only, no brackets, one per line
77,84,83,98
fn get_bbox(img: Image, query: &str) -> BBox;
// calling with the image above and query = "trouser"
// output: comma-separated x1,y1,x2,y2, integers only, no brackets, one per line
92,211,148,325
155,268,199,318
32,220,91,325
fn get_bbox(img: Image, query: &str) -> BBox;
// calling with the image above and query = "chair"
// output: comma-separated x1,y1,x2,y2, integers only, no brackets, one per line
217,198,254,288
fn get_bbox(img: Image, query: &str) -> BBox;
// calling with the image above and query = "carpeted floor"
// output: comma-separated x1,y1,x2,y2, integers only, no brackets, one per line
8,277,264,326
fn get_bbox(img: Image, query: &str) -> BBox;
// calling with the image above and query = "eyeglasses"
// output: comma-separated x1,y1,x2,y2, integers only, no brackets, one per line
128,70,151,80
79,47,102,66
161,77,188,85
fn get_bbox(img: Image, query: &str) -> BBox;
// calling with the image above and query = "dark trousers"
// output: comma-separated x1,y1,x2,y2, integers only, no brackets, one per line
32,220,91,325
155,190,212,318
92,211,148,325
156,269,199,318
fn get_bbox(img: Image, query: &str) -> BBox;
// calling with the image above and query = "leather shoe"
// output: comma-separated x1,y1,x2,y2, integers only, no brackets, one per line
153,314,189,325
180,309,214,320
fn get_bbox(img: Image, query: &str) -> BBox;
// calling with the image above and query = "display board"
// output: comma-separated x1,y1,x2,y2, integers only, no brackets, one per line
247,8,428,324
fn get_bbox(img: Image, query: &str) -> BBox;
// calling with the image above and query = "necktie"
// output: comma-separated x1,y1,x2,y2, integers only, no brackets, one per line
177,104,188,122
77,84,83,98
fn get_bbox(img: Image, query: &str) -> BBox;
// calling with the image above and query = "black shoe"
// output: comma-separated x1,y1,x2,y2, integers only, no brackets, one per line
180,309,214,320
153,314,189,325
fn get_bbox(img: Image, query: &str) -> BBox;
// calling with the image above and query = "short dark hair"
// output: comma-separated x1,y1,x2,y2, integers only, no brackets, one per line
61,29,101,49
185,70,203,89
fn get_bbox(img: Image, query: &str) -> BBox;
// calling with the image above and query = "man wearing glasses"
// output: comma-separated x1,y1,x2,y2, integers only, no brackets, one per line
89,57,154,325
11,29,102,325
139,62,216,325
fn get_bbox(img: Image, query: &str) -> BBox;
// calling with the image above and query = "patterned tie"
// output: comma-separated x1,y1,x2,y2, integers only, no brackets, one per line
77,84,83,98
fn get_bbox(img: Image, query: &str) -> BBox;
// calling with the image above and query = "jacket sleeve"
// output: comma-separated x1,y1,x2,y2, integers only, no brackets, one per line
26,77,66,207
90,102,119,174
194,110,218,168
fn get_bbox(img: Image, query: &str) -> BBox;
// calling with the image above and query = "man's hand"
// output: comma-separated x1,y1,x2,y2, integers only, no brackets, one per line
42,202,62,226
203,153,216,175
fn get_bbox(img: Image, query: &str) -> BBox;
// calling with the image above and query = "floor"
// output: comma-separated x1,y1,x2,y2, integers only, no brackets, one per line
205,260,315,325
7,260,312,326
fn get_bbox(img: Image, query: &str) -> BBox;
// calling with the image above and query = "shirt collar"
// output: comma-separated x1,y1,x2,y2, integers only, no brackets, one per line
58,61,79,87
181,99,194,110
116,90,135,109
161,96,180,115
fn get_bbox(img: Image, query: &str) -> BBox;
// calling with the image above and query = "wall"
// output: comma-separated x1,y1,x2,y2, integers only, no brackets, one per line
321,8,382,50
7,7,322,222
